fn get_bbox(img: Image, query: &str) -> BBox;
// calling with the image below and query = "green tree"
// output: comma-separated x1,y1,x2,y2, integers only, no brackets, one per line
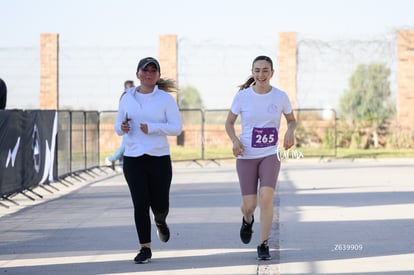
339,63,395,148
178,85,204,109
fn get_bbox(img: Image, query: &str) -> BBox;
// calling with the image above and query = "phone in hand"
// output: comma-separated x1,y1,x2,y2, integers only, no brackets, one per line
124,112,131,122
123,112,131,132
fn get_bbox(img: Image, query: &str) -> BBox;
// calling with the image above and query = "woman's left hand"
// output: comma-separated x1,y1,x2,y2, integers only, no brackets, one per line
283,129,295,149
140,123,148,134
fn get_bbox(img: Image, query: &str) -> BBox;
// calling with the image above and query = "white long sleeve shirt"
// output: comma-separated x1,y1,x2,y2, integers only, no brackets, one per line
114,85,182,157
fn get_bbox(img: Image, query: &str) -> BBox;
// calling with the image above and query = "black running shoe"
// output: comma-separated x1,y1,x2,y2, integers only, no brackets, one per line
240,215,254,244
156,222,170,243
257,240,271,260
134,247,152,264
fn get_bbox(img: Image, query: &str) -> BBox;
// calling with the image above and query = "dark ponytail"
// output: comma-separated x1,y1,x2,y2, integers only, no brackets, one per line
157,78,178,93
238,77,255,91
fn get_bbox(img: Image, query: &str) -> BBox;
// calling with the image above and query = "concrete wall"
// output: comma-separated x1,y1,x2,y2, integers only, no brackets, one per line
40,33,59,110
277,32,298,145
277,32,297,109
159,34,178,101
397,30,414,129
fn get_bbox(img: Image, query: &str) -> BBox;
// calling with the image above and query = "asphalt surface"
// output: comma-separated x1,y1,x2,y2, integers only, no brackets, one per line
0,158,413,275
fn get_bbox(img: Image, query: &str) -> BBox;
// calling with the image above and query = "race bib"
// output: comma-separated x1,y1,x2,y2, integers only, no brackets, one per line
251,127,278,148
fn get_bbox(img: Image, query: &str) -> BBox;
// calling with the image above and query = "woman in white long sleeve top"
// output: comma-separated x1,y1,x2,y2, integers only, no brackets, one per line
114,57,182,264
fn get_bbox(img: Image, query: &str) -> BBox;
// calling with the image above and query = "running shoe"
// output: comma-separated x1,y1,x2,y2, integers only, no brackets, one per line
134,247,152,264
156,222,170,243
257,240,272,260
240,215,254,244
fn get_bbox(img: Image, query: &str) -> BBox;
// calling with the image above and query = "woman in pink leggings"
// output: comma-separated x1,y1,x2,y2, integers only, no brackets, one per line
225,55,296,260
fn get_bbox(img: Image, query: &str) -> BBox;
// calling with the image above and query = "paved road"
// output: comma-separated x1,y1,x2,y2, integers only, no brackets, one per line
277,158,414,275
0,158,413,275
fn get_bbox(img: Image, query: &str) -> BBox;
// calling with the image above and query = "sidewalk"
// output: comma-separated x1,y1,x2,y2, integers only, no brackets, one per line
1,159,414,274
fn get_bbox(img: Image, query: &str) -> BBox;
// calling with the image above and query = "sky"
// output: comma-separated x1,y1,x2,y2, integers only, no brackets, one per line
1,0,414,110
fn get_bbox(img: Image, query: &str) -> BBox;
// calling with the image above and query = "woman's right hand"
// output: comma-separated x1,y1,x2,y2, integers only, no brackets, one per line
121,120,131,133
232,139,244,157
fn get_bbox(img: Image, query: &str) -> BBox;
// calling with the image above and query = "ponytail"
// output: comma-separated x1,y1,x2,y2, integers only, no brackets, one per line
238,76,255,91
156,78,177,93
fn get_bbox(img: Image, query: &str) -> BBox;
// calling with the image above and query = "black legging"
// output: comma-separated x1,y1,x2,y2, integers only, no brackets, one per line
123,154,172,244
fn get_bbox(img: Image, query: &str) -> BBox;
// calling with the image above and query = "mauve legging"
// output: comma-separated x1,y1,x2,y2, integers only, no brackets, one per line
123,154,172,244
236,154,281,196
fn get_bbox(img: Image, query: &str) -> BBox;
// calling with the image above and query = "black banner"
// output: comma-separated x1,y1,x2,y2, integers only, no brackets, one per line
0,110,58,197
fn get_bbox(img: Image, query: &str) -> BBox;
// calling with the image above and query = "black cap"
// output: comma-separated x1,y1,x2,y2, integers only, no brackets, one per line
137,57,160,72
